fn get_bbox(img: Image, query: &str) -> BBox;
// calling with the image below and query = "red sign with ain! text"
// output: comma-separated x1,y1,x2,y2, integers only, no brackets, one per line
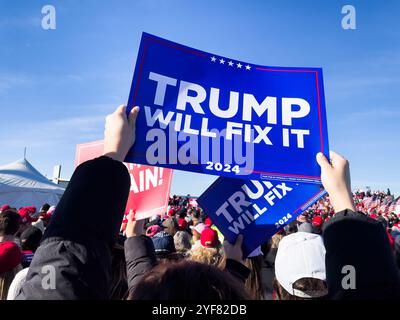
75,140,173,220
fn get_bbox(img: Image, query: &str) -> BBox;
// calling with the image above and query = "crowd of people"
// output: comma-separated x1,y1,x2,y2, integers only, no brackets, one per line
1,105,400,300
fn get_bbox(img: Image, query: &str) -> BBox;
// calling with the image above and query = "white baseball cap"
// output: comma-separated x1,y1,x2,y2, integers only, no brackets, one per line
275,232,327,298
189,222,206,234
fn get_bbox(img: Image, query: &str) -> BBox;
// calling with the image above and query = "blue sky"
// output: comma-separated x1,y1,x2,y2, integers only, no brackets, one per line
1,0,399,196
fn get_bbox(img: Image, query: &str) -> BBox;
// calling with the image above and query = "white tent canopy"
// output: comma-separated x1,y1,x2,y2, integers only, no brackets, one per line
0,158,64,209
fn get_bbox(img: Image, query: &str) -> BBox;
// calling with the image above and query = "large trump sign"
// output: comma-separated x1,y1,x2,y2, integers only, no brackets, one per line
126,33,329,184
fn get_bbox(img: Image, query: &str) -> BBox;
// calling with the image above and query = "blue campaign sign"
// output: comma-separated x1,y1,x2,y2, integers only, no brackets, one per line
197,177,326,257
126,32,329,183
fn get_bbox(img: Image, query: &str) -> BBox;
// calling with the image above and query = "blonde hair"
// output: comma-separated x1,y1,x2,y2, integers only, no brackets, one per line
271,233,283,249
174,231,192,253
188,245,225,268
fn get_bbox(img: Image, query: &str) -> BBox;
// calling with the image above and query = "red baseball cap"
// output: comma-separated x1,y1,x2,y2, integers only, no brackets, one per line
312,216,324,227
204,217,213,227
178,218,188,230
0,205,10,212
19,207,39,223
168,208,176,216
0,241,22,273
146,225,162,237
200,227,219,248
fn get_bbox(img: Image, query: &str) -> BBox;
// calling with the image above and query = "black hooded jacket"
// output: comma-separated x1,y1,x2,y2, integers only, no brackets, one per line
322,209,400,299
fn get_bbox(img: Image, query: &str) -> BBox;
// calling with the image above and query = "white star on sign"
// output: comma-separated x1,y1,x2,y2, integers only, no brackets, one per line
228,61,234,66
245,65,251,70
237,62,242,68
211,56,217,62
219,58,225,64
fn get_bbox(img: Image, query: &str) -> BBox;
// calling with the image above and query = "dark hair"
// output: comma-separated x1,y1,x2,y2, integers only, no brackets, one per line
283,221,298,235
0,210,21,236
129,260,249,300
20,226,43,252
244,255,265,299
192,209,201,219
273,277,327,300
178,209,187,219
40,203,50,212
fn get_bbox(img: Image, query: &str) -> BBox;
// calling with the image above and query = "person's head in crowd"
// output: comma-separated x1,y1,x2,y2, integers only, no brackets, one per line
177,217,188,231
244,247,265,299
0,210,21,242
191,208,201,225
200,227,220,248
189,228,223,268
273,232,327,300
145,215,161,229
0,240,21,273
203,217,213,227
152,231,176,260
177,208,187,219
146,224,162,238
19,226,42,268
25,206,38,220
38,205,55,229
190,222,206,242
173,231,192,254
283,221,298,235
17,208,36,234
168,207,176,217
162,217,179,236
297,214,308,224
0,212,22,300
311,215,324,235
129,260,248,300
0,205,11,213
298,222,313,233
20,226,42,252
40,206,56,228
0,240,22,299
39,203,50,214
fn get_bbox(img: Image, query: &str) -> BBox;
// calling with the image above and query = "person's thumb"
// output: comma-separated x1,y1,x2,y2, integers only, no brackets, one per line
127,210,135,222
128,106,140,127
116,105,126,114
316,152,331,170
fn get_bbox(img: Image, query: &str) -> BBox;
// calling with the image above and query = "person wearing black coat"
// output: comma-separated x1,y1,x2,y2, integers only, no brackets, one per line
15,105,138,299
316,151,400,300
